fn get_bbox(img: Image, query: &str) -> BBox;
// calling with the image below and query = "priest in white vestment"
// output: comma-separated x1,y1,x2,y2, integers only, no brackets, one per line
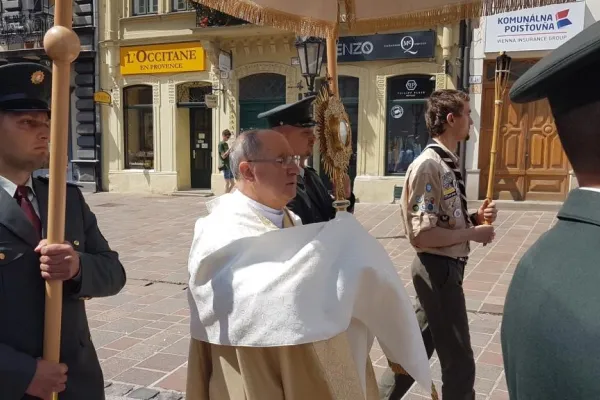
186,129,436,400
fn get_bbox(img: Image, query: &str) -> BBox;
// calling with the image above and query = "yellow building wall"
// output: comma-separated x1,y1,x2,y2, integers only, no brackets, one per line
99,0,461,201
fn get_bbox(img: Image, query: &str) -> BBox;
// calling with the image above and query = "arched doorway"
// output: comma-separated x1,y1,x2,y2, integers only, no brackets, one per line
385,75,435,175
239,73,286,131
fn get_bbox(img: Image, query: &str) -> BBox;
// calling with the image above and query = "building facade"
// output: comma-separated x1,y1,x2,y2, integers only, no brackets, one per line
466,0,596,202
99,0,465,201
0,0,100,191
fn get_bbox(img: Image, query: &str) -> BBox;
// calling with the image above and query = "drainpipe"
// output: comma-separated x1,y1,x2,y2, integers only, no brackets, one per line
93,0,102,192
458,19,471,183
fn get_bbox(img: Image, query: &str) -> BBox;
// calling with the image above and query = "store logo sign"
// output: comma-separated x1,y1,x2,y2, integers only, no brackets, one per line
400,36,418,55
406,80,418,91
337,41,374,56
555,9,572,28
330,31,436,62
120,42,206,75
391,105,404,119
485,2,585,52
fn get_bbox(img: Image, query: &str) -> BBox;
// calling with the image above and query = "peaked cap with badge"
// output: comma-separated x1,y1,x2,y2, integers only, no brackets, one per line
0,62,52,112
257,95,316,128
502,19,600,400
510,19,600,115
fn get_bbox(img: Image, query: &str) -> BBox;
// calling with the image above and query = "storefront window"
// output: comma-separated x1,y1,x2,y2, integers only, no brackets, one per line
385,75,434,175
123,85,154,170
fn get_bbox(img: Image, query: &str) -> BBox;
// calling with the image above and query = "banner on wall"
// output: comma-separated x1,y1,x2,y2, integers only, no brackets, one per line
484,1,586,53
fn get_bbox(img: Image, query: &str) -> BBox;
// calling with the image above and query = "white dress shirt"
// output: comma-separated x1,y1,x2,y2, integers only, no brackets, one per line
0,175,40,217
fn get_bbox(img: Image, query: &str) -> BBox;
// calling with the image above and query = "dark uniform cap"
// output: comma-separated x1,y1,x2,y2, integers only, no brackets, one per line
510,20,600,114
0,62,52,112
257,95,316,128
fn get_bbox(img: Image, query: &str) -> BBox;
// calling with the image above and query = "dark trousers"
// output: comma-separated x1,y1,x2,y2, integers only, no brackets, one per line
378,252,476,400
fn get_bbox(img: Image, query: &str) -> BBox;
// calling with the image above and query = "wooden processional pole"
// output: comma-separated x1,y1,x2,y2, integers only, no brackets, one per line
484,52,511,225
42,1,81,398
326,31,338,97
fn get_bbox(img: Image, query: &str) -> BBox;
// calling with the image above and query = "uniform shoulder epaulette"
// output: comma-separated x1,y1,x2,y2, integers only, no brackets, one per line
35,176,84,188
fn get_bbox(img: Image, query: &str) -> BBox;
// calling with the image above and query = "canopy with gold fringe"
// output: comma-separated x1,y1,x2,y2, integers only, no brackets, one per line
190,0,574,38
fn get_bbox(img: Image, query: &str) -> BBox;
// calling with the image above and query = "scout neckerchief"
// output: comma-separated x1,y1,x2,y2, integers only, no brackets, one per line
425,143,470,226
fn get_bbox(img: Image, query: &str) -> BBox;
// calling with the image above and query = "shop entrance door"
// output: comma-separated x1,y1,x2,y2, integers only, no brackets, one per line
478,60,570,201
239,73,286,131
189,86,213,189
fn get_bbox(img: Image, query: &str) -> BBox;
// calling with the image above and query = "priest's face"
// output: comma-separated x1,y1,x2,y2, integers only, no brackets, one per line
272,125,316,157
240,130,300,209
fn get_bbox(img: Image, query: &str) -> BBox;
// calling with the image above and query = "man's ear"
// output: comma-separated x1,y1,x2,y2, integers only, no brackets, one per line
446,112,455,126
239,162,255,182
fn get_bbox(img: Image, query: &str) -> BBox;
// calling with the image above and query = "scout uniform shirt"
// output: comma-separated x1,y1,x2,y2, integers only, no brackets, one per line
400,143,470,259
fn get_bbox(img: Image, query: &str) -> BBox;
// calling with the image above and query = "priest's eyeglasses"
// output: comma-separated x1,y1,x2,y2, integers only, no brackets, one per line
247,155,301,167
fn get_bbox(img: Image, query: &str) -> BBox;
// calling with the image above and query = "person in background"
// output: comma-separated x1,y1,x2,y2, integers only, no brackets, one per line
258,96,356,224
502,20,600,400
0,63,126,400
218,129,234,193
381,89,497,400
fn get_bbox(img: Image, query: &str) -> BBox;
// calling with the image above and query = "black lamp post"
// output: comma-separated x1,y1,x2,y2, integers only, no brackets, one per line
295,36,326,97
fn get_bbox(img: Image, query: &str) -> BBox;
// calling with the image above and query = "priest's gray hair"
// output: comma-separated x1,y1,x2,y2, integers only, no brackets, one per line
229,129,264,180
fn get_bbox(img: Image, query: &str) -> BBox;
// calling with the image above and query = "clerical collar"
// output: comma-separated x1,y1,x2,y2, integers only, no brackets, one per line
234,190,284,228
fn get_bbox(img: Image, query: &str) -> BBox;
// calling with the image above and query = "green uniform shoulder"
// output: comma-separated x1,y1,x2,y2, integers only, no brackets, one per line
35,176,84,188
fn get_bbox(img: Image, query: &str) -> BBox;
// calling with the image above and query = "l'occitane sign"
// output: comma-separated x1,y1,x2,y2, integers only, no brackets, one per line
120,42,206,75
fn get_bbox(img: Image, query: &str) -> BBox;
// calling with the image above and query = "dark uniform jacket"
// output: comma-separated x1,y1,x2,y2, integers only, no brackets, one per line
0,177,127,400
287,166,355,225
501,189,600,399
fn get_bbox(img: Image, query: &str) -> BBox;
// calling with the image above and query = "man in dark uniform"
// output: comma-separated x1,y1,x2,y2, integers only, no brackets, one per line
0,63,126,399
502,20,600,399
258,96,355,224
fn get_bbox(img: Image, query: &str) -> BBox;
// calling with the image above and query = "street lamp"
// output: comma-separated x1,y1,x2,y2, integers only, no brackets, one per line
295,36,326,97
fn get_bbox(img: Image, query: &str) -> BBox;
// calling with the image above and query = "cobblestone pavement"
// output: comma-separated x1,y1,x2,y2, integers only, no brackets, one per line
80,193,556,400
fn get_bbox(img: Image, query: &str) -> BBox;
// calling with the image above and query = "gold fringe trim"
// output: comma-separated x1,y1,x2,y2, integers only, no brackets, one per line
188,0,335,38
388,360,409,375
350,2,480,34
349,0,575,34
431,382,440,400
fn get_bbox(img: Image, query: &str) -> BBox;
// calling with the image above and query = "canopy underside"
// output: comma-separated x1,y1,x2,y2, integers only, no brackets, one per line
190,0,577,37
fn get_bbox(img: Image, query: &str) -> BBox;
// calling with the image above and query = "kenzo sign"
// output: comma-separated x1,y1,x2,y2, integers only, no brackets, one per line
327,31,436,63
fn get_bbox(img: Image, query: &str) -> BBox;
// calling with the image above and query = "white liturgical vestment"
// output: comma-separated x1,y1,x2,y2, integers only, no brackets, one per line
187,191,433,399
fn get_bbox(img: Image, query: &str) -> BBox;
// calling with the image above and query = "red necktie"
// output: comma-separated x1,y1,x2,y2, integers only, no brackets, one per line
15,185,42,238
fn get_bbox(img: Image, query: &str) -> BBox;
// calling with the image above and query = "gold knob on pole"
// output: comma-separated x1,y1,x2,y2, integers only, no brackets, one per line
43,26,81,63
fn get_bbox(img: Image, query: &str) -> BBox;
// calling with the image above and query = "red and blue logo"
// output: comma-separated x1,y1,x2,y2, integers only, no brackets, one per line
555,9,572,29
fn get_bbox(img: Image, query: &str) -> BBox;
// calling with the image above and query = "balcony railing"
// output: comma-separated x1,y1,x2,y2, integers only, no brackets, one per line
0,11,54,49
186,1,248,28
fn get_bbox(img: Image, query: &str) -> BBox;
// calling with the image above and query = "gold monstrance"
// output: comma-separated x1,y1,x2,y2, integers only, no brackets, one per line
314,83,353,212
